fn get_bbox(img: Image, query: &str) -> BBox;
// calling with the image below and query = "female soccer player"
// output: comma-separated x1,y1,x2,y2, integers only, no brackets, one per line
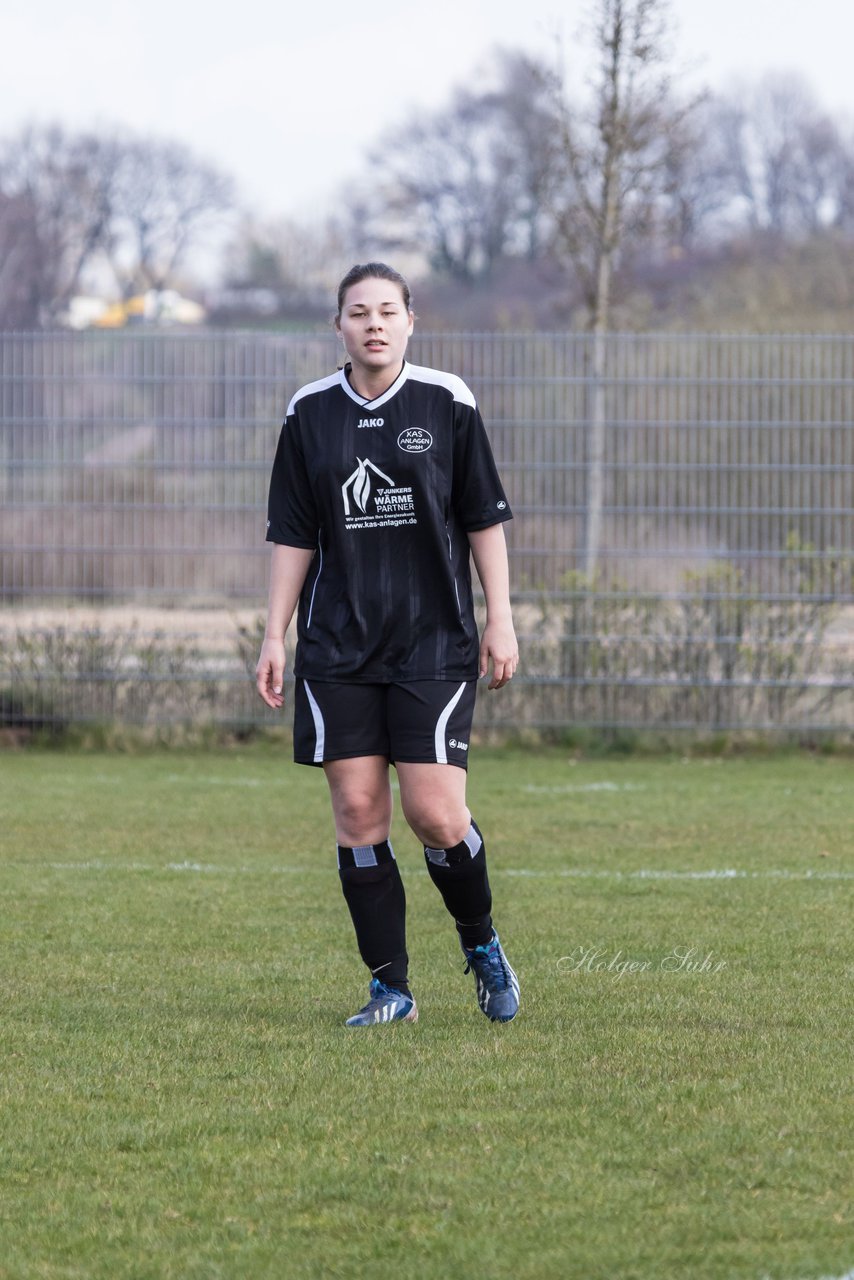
256,262,520,1027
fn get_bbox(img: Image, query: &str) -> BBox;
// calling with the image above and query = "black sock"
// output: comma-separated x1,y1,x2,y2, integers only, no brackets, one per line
338,841,410,995
423,820,493,950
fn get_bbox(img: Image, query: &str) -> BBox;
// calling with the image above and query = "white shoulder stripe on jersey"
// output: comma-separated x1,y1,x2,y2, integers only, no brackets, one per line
404,363,477,408
285,370,345,417
288,362,477,415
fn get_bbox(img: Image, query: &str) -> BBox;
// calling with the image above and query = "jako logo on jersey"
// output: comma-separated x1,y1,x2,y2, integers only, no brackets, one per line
497,500,507,509
449,738,469,751
397,428,433,453
357,417,384,428
342,458,395,515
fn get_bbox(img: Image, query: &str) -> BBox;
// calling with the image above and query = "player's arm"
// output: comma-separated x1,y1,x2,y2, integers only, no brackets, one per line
468,523,518,691
255,543,315,709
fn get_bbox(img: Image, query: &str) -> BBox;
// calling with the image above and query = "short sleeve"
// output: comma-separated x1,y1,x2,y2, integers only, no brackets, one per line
265,411,319,548
451,400,512,532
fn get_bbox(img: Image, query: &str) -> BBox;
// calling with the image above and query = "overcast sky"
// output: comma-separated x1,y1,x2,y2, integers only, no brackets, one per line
4,0,853,224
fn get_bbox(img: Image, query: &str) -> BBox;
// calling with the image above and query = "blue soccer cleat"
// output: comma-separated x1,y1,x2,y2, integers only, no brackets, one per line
461,931,520,1023
345,979,418,1027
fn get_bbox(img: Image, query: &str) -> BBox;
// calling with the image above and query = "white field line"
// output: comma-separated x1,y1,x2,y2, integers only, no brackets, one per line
522,782,647,793
787,1272,854,1280
46,776,854,801
163,775,262,787
16,860,854,882
503,867,854,881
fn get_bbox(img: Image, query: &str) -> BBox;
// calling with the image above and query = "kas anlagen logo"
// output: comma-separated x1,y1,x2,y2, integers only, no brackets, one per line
397,428,433,453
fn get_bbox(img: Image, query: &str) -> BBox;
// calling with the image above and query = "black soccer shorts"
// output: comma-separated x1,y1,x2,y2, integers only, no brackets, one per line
293,679,477,770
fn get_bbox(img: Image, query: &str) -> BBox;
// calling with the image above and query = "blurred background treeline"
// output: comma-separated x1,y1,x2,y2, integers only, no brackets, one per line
4,33,854,333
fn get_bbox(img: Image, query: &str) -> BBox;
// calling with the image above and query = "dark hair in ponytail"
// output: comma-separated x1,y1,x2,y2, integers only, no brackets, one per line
336,262,412,318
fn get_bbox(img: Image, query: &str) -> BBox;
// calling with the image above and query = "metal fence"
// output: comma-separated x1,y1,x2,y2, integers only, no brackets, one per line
2,329,852,736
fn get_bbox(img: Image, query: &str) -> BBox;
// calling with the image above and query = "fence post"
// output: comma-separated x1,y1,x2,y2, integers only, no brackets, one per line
583,327,607,581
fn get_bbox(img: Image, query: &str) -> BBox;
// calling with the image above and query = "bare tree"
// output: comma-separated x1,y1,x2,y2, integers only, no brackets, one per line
542,0,694,578
0,124,237,320
362,51,558,282
0,124,118,322
708,74,852,237
366,97,515,281
832,127,854,232
0,191,41,329
109,137,235,295
754,74,835,234
545,0,691,327
659,95,750,249
212,212,350,318
484,50,561,262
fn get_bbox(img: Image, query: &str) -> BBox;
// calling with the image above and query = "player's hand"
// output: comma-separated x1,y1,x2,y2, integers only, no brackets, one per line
255,638,286,709
479,619,519,690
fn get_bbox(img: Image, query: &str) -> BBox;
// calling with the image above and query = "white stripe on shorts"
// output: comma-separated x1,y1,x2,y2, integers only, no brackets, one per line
303,680,326,763
434,682,467,765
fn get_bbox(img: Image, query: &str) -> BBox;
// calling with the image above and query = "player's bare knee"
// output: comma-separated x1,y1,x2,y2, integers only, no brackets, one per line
331,790,390,846
403,800,469,850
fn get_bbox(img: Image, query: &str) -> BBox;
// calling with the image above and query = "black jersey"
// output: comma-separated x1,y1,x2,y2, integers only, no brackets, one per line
265,360,512,682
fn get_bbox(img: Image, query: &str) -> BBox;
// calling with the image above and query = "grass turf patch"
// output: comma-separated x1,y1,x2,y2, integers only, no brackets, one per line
0,748,851,1279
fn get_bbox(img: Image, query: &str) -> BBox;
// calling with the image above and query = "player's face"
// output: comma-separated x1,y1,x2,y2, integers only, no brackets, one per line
336,278,414,384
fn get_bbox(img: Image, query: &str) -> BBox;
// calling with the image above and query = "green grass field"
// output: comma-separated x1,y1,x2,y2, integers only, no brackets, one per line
1,746,851,1280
